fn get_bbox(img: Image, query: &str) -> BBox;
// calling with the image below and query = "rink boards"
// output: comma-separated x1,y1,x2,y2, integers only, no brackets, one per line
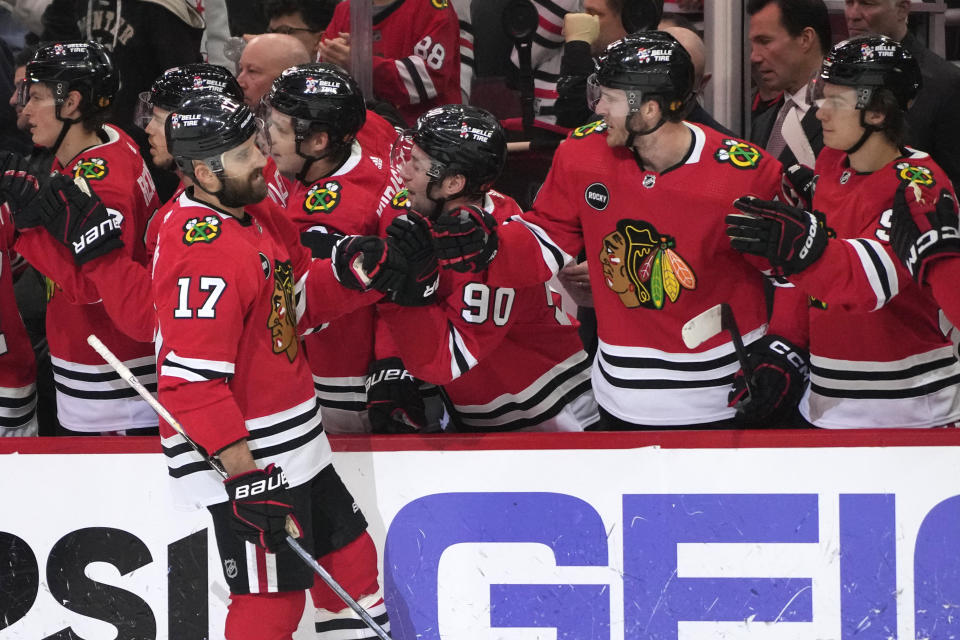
2,430,960,640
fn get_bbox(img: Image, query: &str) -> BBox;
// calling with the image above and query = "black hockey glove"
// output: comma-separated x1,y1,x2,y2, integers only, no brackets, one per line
0,151,41,221
433,205,498,273
32,174,124,265
385,211,440,306
780,163,817,210
890,182,960,284
728,335,809,426
300,228,343,259
365,357,426,433
332,235,406,294
223,463,303,553
726,196,829,276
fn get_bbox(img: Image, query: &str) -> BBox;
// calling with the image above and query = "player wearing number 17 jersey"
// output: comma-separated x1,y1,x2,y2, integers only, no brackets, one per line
322,0,461,124
383,105,598,431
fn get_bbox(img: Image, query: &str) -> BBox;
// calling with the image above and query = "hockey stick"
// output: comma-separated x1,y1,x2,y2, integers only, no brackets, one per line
681,303,755,397
86,334,393,640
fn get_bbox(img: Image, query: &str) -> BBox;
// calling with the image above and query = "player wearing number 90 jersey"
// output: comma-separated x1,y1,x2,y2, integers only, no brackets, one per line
382,106,598,430
323,0,461,125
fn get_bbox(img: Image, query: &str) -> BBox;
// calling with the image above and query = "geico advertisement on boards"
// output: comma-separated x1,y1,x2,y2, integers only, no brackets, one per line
1,446,960,639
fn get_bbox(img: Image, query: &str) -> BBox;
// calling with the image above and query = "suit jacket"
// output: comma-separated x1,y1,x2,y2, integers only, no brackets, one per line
750,93,824,168
902,32,960,189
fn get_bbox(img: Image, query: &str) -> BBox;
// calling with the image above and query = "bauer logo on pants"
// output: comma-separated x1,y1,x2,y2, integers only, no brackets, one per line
585,183,610,210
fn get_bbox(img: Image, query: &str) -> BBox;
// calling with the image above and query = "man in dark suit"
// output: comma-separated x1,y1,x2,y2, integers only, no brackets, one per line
846,0,960,188
748,0,831,168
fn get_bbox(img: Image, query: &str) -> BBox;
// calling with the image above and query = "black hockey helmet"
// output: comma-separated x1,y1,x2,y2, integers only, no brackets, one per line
400,104,506,196
139,64,243,123
266,63,366,143
819,35,921,110
22,41,118,118
166,93,258,176
590,31,695,117
621,0,664,34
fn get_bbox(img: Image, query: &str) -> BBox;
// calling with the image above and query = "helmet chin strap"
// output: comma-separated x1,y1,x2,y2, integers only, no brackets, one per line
51,103,82,159
624,111,666,149
844,110,879,156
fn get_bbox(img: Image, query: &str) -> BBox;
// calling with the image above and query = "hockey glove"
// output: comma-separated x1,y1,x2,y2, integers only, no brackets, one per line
300,228,343,259
780,163,817,210
224,463,303,553
728,334,809,426
385,211,440,306
433,205,498,273
332,235,406,294
890,182,960,284
365,357,426,433
726,196,829,276
31,174,124,265
0,151,40,221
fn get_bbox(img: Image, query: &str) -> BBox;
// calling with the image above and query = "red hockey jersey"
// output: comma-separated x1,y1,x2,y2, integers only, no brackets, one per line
487,121,786,426
379,190,597,430
324,0,461,125
785,146,960,428
0,206,37,436
20,125,159,432
153,189,380,508
282,137,399,422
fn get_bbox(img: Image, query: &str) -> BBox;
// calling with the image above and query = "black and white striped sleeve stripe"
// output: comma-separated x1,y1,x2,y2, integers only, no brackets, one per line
396,56,438,105
161,350,235,382
846,238,899,311
508,215,573,277
448,320,479,380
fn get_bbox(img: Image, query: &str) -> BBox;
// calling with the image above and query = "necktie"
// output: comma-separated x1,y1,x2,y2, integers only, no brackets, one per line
765,97,794,159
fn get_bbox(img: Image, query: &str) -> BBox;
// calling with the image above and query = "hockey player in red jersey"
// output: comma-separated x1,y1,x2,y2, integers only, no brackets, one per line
319,0,461,125
154,93,398,640
262,63,403,432
9,42,160,434
0,203,37,436
726,35,960,429
429,32,801,429
382,105,599,430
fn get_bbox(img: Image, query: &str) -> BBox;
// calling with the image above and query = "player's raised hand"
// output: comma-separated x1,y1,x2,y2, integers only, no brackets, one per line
433,205,498,273
890,182,960,283
0,151,41,219
726,196,829,275
385,211,439,306
332,234,407,293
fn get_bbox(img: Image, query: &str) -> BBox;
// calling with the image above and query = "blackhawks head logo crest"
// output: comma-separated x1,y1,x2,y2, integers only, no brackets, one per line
391,188,411,210
303,180,341,214
268,260,299,363
599,219,696,310
715,139,762,169
183,216,221,244
572,120,607,139
73,157,108,180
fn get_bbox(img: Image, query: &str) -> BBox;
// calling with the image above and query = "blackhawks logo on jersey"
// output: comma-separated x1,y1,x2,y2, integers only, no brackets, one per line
73,157,108,180
303,180,341,214
430,0,449,7
183,216,221,245
715,139,762,169
896,162,935,188
268,260,299,363
599,219,696,310
391,188,411,210
572,120,607,139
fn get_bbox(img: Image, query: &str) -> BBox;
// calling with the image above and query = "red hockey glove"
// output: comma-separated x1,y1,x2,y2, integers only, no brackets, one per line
890,182,960,284
433,205,498,273
333,235,407,293
224,463,302,553
385,211,440,306
365,357,426,434
728,335,809,426
726,196,829,276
